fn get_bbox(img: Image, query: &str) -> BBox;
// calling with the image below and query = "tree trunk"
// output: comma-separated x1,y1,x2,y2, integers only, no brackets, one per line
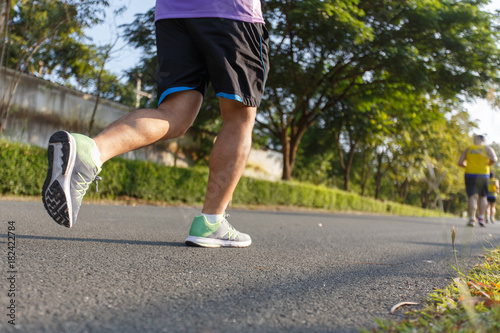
420,189,430,209
1,69,25,132
88,63,104,136
281,122,309,181
374,152,384,199
398,177,409,203
360,150,370,196
281,132,292,180
343,159,351,191
343,142,357,191
0,1,9,41
88,43,114,136
0,15,56,133
88,91,100,136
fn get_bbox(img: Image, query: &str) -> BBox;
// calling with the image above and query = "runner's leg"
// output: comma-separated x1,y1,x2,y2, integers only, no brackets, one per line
202,98,256,214
94,91,203,163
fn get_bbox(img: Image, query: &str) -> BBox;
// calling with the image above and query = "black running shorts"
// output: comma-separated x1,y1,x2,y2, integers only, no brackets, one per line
155,18,270,107
465,175,489,197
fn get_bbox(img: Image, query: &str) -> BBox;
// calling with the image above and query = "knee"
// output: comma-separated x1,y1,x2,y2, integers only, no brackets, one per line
220,100,257,128
166,121,191,138
156,107,197,139
221,110,257,133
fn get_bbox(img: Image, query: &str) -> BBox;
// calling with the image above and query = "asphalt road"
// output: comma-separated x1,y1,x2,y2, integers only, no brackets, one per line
1,199,499,333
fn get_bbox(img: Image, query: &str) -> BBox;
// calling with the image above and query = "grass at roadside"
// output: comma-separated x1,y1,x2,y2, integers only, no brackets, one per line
362,245,500,333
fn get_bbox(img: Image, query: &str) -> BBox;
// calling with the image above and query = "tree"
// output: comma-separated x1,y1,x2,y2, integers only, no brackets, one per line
0,0,10,58
1,0,111,132
120,7,157,108
257,0,500,180
258,0,373,180
88,41,117,136
415,110,478,211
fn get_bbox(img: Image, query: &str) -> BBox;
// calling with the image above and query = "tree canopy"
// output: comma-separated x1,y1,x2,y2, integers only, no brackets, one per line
257,0,500,183
1,0,135,131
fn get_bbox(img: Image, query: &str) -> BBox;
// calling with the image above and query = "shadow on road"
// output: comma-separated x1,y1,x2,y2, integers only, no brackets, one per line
0,233,185,247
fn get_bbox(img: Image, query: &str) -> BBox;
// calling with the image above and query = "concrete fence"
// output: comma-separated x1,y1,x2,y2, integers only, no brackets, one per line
0,67,283,181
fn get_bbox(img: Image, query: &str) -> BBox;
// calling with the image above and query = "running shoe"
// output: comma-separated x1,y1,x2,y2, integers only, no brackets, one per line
42,131,101,228
490,217,496,224
478,217,486,227
185,214,252,248
467,219,475,227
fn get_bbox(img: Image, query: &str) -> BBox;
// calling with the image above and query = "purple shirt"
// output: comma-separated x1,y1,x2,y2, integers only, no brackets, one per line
155,0,264,24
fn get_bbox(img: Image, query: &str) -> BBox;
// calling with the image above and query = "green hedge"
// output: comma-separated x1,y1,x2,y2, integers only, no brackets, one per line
0,139,451,217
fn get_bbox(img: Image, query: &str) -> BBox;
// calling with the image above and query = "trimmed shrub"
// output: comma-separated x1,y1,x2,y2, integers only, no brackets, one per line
0,139,452,217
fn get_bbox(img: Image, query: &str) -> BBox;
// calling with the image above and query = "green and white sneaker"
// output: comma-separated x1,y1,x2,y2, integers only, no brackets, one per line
185,214,252,248
42,131,101,228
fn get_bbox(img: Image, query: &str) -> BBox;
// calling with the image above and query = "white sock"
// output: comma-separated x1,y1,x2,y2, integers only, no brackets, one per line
90,139,103,168
479,214,485,220
201,213,223,224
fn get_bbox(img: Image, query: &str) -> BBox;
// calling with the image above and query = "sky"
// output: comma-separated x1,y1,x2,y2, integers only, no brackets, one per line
86,0,500,144
84,0,155,76
463,0,500,144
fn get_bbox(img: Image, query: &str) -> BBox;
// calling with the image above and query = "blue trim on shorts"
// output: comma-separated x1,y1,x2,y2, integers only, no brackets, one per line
260,36,267,87
216,92,243,103
157,86,196,106
465,173,490,178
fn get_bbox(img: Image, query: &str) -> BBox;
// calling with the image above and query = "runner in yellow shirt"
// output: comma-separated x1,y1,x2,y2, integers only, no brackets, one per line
458,135,498,227
487,172,499,223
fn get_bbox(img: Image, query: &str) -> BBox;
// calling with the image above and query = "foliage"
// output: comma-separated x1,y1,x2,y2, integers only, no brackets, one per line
364,246,500,333
294,98,478,213
0,140,46,195
1,0,135,133
257,0,500,181
3,0,107,78
120,7,157,109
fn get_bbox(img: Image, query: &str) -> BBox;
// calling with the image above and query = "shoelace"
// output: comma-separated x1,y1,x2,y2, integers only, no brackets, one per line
76,173,102,199
222,214,241,239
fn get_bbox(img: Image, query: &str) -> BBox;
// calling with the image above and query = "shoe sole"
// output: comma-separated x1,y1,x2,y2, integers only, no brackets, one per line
42,131,76,228
185,236,252,248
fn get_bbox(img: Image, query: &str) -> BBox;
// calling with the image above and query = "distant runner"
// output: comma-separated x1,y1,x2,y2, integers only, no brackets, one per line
487,172,499,223
458,135,498,227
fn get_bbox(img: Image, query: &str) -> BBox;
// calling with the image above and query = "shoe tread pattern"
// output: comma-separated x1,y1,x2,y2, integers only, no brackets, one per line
43,181,70,228
42,131,72,228
41,145,54,199
48,131,71,174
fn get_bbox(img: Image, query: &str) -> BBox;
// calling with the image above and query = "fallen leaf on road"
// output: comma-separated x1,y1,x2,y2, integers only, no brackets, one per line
252,266,268,271
390,302,419,314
